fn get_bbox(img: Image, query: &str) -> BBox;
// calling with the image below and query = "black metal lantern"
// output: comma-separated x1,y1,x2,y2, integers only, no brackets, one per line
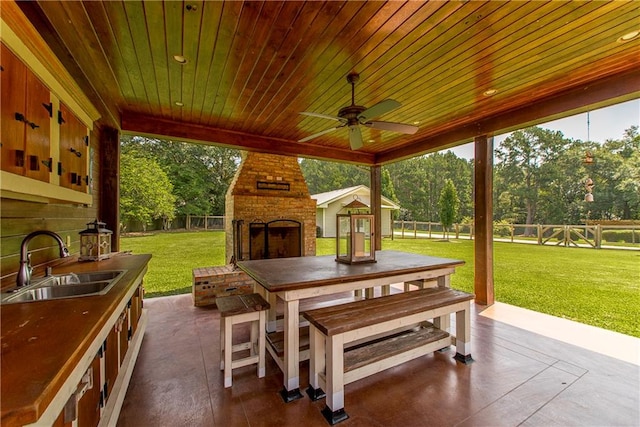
335,196,376,264
79,220,112,261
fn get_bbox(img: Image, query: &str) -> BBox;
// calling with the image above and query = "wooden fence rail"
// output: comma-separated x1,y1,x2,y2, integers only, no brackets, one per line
392,220,640,249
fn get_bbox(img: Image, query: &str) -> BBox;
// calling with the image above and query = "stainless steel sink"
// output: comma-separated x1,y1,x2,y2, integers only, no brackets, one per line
1,270,127,304
52,270,124,285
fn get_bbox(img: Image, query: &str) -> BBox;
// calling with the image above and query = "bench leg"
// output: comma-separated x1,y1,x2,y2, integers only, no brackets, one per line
220,317,225,371
306,324,326,401
322,334,349,425
223,318,233,387
453,303,474,364
433,312,451,335
258,311,266,378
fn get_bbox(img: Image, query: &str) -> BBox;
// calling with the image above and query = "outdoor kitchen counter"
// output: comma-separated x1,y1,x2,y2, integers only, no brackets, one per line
0,253,151,426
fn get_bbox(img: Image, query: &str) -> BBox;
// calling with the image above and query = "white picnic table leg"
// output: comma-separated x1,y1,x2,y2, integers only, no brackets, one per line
263,290,276,332
281,298,303,401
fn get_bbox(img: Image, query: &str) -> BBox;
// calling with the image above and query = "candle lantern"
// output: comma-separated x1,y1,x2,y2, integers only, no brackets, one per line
79,220,112,261
336,196,376,264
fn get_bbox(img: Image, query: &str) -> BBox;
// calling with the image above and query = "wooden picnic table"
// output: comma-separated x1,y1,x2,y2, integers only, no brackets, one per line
237,250,465,401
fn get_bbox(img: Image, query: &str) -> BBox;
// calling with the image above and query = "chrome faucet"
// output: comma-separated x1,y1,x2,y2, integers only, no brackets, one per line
17,230,70,287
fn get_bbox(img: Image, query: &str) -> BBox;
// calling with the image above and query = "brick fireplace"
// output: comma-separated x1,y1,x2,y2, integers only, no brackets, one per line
225,152,316,263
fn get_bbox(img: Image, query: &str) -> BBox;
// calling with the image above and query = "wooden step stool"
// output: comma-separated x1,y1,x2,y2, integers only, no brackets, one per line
217,293,270,388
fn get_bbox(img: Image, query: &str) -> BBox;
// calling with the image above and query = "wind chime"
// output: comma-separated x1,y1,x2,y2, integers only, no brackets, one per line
583,151,594,202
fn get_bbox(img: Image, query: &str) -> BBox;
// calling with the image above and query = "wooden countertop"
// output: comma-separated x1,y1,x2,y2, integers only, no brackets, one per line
237,250,464,293
0,253,152,426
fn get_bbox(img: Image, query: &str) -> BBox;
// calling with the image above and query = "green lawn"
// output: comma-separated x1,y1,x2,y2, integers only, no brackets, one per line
121,231,640,338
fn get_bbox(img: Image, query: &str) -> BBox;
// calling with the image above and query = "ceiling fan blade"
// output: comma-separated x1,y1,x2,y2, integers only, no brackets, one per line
363,120,419,134
349,125,363,150
358,99,401,122
298,126,342,142
300,112,345,122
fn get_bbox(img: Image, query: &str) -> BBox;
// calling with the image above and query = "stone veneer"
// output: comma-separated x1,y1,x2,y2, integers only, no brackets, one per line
225,152,316,263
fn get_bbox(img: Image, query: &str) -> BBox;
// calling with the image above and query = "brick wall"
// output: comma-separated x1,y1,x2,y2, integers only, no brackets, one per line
192,265,255,307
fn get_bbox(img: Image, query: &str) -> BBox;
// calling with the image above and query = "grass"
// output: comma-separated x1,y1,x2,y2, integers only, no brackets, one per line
121,231,640,338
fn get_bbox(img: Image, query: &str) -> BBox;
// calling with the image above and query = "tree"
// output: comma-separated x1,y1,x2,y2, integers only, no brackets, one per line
438,179,459,239
300,159,368,194
386,151,473,222
121,135,240,215
120,151,176,231
495,127,569,234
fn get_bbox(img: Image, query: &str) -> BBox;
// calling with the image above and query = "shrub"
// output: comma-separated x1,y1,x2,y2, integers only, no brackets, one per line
601,230,638,244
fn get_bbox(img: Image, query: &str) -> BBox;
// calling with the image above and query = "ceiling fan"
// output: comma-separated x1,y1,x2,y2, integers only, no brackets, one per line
298,72,418,150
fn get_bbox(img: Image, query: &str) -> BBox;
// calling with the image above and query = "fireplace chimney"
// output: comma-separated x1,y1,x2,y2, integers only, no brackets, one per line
225,152,316,263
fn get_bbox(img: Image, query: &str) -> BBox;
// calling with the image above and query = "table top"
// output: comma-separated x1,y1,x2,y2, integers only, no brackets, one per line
237,250,464,293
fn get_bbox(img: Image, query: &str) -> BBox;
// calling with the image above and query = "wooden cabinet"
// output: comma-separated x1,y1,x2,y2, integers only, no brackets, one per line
58,102,88,191
77,353,101,427
0,42,51,183
0,41,93,205
118,307,129,366
104,326,119,405
131,285,143,336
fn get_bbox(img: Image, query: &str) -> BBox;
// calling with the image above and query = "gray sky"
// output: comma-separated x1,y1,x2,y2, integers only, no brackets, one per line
449,99,639,159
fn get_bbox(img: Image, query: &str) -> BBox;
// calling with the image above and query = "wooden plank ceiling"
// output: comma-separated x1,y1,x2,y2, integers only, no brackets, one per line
16,1,640,165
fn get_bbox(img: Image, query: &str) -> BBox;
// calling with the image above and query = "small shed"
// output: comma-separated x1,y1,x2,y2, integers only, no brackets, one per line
312,185,400,238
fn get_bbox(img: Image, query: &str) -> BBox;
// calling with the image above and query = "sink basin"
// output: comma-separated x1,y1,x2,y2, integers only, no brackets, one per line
52,270,124,285
1,270,127,304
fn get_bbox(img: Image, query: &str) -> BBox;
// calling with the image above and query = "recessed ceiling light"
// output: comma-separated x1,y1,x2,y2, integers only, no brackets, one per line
173,55,187,64
413,120,421,125
483,89,498,96
175,101,184,107
368,139,375,143
617,30,639,43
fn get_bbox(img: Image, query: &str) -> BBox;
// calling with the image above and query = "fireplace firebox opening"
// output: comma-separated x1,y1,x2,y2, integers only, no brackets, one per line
249,219,302,260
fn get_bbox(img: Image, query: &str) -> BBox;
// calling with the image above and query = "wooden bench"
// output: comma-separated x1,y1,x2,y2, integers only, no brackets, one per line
303,287,474,425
